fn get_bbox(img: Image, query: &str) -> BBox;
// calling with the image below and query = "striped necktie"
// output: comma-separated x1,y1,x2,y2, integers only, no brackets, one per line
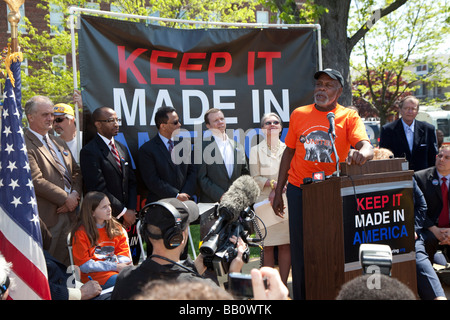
109,141,122,172
168,139,174,154
43,135,72,191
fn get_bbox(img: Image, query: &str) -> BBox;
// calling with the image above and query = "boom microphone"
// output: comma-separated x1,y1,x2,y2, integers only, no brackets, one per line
200,175,262,273
204,175,260,239
327,112,336,137
218,175,260,222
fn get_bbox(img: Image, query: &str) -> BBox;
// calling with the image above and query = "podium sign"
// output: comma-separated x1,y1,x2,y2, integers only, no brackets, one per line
301,159,417,299
341,181,415,271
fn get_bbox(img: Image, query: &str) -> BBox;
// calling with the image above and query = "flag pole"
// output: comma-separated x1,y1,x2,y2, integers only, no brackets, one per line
4,0,24,88
5,0,25,53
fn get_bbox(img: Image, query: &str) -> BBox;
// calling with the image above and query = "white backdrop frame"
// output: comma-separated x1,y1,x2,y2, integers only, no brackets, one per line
68,6,323,161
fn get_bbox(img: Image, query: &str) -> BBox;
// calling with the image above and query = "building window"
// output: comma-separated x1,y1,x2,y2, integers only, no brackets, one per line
52,55,66,76
50,4,65,34
256,11,269,24
416,64,427,72
21,58,28,76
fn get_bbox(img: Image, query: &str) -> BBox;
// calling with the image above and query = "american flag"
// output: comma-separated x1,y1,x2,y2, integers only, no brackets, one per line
0,55,51,300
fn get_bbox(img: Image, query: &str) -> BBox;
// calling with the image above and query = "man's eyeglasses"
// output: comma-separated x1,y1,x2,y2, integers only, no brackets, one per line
437,154,450,161
166,119,180,125
264,121,280,126
97,118,122,124
53,117,66,123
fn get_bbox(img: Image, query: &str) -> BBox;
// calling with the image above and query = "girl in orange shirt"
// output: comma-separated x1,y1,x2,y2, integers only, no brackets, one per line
71,191,132,289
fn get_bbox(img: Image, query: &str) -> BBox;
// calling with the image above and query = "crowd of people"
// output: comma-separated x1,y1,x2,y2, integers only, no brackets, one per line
1,68,448,301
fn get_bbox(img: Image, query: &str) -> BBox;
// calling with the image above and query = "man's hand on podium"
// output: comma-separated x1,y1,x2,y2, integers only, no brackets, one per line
346,140,374,166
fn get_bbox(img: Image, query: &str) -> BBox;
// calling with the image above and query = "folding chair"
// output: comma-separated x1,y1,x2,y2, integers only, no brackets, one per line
66,232,78,281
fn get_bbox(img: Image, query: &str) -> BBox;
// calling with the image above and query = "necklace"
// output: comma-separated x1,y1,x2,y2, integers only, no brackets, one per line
267,140,280,154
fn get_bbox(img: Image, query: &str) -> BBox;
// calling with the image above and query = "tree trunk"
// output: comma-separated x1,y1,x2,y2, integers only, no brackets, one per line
315,0,352,106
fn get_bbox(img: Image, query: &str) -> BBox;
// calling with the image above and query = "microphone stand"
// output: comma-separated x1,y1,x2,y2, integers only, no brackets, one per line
328,130,340,177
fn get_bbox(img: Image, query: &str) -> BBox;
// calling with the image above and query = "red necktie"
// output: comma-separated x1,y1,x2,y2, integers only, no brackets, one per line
109,141,122,172
168,140,174,153
438,177,449,227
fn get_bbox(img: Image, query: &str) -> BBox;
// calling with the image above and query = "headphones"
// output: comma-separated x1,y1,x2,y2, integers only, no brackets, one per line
0,276,10,298
140,201,184,250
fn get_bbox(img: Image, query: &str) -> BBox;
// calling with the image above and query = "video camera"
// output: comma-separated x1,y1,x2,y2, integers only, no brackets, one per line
200,204,265,276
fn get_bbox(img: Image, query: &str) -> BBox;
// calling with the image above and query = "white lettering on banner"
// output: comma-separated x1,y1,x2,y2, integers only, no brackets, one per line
355,211,391,227
252,89,290,123
182,90,209,125
112,87,291,126
113,88,147,126
212,89,237,124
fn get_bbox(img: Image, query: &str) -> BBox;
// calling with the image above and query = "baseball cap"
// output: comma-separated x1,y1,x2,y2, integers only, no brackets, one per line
314,68,344,87
143,198,199,232
54,103,75,118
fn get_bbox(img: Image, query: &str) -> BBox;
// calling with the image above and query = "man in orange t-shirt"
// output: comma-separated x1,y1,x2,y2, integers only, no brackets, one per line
272,68,373,300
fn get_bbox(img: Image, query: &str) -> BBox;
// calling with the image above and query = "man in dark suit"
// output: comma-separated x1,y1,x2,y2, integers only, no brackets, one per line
138,106,197,204
80,107,137,228
197,108,249,203
379,96,438,171
24,96,82,266
414,145,450,267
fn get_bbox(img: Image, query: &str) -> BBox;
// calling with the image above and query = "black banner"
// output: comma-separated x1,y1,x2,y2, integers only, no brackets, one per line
78,15,318,176
341,181,415,268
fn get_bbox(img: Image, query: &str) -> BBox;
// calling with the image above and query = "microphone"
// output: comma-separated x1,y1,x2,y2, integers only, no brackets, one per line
218,175,260,222
204,175,260,239
327,112,340,177
327,112,335,137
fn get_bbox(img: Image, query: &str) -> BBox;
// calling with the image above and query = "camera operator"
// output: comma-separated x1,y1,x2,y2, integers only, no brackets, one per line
111,198,247,300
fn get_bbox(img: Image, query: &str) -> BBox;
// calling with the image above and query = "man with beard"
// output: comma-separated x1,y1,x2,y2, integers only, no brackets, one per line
272,69,373,300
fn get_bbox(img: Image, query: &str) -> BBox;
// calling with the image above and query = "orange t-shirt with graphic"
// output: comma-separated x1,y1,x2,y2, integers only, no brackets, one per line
72,226,130,285
284,103,369,187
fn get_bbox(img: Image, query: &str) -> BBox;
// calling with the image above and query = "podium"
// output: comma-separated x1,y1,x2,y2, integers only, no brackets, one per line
301,158,417,299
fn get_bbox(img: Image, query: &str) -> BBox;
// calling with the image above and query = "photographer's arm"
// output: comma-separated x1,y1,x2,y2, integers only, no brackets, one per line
194,253,208,276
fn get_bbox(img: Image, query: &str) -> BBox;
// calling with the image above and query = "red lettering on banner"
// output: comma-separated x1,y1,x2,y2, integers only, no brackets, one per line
208,52,232,85
180,52,206,85
357,195,391,211
118,48,283,86
118,46,148,84
393,193,403,206
248,52,255,85
150,50,177,85
247,52,281,85
258,52,281,85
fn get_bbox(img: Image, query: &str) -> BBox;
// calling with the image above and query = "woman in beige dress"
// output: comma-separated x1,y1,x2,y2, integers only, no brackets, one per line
249,113,291,285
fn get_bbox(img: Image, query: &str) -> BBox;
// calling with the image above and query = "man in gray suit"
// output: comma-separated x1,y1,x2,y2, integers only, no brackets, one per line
197,108,249,203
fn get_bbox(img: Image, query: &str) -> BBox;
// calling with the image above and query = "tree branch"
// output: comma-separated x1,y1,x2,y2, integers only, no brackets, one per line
348,0,409,52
